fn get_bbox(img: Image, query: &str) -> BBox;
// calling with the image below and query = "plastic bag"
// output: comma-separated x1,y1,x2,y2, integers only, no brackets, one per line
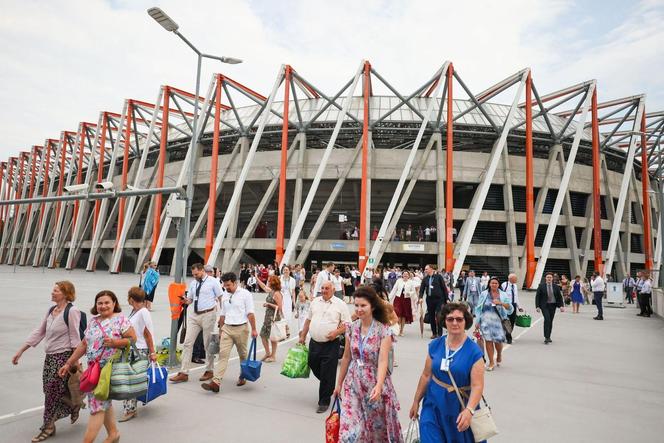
404,418,420,443
280,344,310,379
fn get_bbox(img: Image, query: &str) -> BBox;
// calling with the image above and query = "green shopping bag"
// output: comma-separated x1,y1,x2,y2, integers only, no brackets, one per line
93,350,120,400
280,344,310,379
515,313,532,328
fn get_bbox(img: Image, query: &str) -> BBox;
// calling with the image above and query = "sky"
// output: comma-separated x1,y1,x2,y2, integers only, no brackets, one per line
0,0,662,159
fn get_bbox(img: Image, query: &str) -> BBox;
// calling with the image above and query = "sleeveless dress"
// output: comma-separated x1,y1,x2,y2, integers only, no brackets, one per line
570,281,584,304
260,291,281,340
420,336,484,443
340,320,403,443
478,295,506,343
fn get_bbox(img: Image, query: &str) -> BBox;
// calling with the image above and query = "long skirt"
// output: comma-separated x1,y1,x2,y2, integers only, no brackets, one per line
42,351,75,427
393,296,414,323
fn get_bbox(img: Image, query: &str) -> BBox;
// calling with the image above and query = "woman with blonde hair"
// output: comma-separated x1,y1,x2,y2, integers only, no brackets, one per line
12,281,83,442
256,275,284,362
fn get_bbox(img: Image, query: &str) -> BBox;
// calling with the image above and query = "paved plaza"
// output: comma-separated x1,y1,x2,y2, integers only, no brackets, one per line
1,266,663,442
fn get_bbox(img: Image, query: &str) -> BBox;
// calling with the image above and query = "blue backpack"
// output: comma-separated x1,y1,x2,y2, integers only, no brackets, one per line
49,303,87,340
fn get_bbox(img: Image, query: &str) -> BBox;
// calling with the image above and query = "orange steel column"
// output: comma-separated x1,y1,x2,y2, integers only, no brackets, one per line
591,89,603,274
359,61,371,272
117,102,133,251
525,72,536,287
93,115,109,236
26,147,39,217
54,139,68,224
6,159,15,223
114,104,134,273
445,64,455,272
641,112,653,270
205,79,223,262
275,67,292,264
73,124,86,230
38,142,53,230
153,90,170,256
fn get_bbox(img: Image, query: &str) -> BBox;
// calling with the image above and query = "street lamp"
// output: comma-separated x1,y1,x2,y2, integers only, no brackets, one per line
148,7,242,366
147,6,242,284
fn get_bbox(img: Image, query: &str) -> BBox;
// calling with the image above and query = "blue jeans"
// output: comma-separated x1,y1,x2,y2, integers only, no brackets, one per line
593,292,604,317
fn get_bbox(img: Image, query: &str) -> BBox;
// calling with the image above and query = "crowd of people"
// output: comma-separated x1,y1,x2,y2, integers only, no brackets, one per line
10,258,656,442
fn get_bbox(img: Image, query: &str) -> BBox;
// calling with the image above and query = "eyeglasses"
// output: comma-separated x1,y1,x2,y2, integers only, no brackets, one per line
445,317,465,323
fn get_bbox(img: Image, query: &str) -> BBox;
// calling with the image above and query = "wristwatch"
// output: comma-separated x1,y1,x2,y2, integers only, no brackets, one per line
465,407,475,415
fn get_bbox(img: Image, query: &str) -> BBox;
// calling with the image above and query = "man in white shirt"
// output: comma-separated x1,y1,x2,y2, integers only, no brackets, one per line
638,272,653,317
170,263,223,383
623,274,636,304
500,274,523,344
313,262,335,296
201,272,258,393
299,281,351,413
591,272,605,320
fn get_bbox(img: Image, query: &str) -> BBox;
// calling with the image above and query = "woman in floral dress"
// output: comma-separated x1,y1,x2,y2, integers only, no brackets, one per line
59,290,136,443
334,285,403,443
256,275,283,362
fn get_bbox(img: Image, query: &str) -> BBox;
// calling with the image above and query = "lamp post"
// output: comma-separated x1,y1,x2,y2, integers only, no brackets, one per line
148,7,242,365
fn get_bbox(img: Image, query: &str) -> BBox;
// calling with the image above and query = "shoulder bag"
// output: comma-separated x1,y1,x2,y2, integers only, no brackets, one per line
492,304,513,335
269,308,288,342
447,368,499,441
79,318,108,393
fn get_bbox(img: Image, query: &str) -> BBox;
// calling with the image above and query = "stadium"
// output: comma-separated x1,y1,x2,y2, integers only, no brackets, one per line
0,61,662,288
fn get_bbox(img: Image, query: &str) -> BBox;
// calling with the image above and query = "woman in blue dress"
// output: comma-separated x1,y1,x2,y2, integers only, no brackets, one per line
474,277,514,371
410,302,486,443
570,275,584,314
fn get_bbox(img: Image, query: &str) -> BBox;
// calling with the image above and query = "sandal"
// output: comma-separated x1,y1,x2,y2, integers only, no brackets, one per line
31,426,55,442
71,406,81,424
264,357,276,363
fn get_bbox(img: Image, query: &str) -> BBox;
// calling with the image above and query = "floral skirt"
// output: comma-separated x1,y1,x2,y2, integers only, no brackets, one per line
479,309,506,343
42,351,75,427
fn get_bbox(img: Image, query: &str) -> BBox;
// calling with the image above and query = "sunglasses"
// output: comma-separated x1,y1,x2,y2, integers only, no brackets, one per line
445,316,465,323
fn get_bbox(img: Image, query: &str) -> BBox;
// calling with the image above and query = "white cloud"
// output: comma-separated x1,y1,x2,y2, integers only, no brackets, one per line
0,0,661,158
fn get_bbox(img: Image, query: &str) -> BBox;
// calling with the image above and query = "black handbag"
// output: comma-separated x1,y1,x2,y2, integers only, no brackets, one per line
423,312,431,324
179,306,187,344
493,306,513,335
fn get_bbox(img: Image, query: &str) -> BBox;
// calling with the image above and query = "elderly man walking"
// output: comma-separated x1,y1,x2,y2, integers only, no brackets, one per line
299,281,351,413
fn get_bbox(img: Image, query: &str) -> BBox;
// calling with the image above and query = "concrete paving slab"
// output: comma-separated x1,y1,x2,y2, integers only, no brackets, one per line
1,266,663,442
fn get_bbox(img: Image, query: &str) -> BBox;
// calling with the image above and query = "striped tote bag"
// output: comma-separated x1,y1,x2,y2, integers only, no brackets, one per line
109,345,149,400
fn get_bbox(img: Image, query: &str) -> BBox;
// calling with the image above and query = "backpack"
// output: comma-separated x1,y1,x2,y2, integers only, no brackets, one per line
49,303,87,340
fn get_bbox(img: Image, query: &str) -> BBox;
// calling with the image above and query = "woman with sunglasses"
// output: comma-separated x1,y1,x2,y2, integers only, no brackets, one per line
474,277,514,371
409,302,485,442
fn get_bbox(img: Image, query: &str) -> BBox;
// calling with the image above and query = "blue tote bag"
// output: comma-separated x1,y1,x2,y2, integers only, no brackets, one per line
240,338,262,382
138,362,168,404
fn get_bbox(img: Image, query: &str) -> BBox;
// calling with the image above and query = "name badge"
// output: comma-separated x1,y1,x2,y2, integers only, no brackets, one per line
440,358,450,371
357,360,364,367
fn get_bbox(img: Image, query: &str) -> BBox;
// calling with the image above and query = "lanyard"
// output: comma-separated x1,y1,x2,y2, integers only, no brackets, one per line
443,336,465,371
358,320,375,367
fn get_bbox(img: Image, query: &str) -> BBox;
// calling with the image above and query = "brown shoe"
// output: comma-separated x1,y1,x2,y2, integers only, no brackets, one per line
199,371,213,381
236,378,246,387
169,372,189,383
201,381,220,393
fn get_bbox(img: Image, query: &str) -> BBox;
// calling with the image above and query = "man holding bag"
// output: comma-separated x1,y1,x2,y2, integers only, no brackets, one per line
298,281,351,413
201,272,258,393
170,263,222,384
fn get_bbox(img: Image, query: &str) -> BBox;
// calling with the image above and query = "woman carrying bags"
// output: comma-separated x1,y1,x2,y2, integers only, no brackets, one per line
58,290,136,443
12,281,82,442
119,287,156,422
474,277,514,371
256,275,284,362
409,303,486,443
334,285,403,442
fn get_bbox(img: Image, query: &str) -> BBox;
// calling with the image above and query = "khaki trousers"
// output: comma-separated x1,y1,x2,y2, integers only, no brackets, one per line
212,323,249,384
179,310,216,373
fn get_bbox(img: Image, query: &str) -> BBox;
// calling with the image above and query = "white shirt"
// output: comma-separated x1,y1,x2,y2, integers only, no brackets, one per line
220,287,255,325
314,270,333,295
641,279,652,294
280,276,296,298
187,276,222,312
247,276,257,286
480,275,490,287
128,307,154,350
500,281,521,307
330,274,344,292
591,276,605,292
307,295,352,342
